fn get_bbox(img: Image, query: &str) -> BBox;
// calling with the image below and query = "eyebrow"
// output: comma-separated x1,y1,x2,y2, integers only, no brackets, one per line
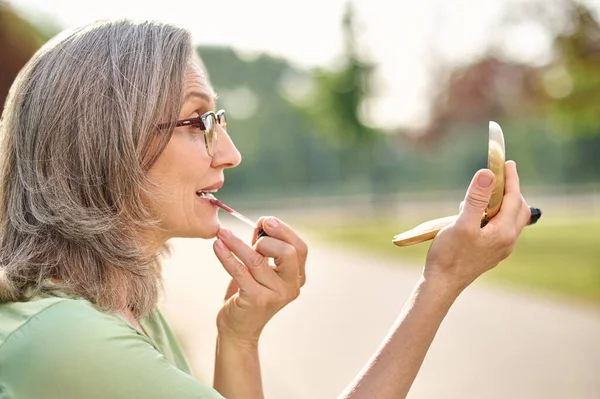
183,90,217,105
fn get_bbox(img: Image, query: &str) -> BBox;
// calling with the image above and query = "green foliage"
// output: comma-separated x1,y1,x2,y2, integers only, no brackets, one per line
195,38,598,198
301,216,600,306
193,0,600,201
8,0,597,205
196,46,346,199
541,4,600,137
299,2,378,148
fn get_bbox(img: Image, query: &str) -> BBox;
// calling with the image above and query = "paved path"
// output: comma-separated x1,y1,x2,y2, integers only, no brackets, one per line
159,221,600,399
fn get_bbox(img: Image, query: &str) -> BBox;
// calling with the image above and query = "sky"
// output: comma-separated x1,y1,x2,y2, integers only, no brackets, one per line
8,0,587,130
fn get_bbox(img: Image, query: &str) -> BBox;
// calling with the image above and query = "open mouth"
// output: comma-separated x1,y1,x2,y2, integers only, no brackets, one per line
196,190,218,200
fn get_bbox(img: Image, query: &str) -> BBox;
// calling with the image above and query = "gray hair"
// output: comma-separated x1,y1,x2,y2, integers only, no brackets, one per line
0,19,193,318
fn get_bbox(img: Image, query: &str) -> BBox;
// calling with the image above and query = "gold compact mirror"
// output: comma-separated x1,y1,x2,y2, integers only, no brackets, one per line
392,121,506,247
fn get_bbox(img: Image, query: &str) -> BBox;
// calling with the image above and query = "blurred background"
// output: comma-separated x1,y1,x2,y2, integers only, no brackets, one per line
2,0,599,397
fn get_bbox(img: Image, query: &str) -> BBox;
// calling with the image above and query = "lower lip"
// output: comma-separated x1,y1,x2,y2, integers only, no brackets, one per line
196,193,217,206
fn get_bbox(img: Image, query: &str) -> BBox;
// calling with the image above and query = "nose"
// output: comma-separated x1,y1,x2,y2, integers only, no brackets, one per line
211,125,241,169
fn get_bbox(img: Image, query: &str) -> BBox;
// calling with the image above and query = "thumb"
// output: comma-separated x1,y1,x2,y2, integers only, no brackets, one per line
458,169,495,227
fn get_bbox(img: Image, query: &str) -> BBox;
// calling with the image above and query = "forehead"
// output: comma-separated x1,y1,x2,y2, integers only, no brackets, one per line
182,61,216,105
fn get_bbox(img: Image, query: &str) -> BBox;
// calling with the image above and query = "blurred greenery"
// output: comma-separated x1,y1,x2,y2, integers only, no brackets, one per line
197,0,600,205
517,1,600,139
2,0,599,305
0,2,60,109
296,3,378,148
202,44,600,200
300,216,600,307
5,0,600,203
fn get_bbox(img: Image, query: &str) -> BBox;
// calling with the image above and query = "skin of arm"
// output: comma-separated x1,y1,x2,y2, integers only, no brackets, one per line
341,162,532,399
339,275,460,398
211,162,529,399
213,335,263,399
211,218,308,399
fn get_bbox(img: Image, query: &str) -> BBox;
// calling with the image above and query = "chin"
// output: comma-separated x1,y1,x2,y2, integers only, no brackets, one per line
166,211,221,239
202,224,221,239
192,217,221,239
174,227,219,240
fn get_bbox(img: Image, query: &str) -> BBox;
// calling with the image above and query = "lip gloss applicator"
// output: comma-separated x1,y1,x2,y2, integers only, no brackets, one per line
205,194,268,238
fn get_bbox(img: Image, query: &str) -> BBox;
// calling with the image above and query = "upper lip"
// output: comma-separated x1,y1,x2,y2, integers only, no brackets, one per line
199,180,224,191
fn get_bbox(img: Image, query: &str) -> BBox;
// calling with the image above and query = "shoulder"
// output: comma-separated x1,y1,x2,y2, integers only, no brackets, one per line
0,296,154,373
0,297,224,399
142,306,193,373
0,294,69,343
0,296,149,353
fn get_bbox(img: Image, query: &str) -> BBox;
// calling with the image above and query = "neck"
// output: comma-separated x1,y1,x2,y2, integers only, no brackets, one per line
143,228,170,257
121,308,145,334
116,229,167,333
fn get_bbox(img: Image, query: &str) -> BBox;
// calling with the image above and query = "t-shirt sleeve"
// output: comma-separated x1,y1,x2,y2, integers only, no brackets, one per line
0,299,224,399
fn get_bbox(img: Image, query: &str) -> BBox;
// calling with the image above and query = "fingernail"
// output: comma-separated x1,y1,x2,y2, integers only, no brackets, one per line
266,218,278,229
528,206,542,225
215,239,224,249
477,172,494,188
218,228,231,239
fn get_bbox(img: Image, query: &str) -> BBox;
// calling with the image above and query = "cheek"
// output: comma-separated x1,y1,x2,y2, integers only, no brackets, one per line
152,135,210,180
173,138,213,184
145,135,212,208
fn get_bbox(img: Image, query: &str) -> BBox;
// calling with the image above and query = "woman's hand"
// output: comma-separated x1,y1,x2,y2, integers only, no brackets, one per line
212,217,308,345
424,161,532,294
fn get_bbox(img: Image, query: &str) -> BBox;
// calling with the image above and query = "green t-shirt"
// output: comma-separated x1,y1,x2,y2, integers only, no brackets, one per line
0,294,224,399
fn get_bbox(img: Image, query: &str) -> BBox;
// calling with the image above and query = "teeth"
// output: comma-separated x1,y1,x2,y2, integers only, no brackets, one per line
197,191,217,200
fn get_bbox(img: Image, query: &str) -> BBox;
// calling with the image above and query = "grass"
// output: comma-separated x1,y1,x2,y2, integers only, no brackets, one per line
299,216,600,308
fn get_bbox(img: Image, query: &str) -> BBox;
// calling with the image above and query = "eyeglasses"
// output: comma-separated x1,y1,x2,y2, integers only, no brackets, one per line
158,110,227,157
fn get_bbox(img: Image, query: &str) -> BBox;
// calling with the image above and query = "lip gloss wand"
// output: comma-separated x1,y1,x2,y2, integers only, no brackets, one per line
207,195,268,238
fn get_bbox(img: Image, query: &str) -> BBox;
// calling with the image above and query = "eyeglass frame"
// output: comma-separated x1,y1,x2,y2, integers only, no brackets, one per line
158,109,227,157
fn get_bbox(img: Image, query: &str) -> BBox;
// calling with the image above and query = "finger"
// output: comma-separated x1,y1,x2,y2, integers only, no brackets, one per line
259,216,308,286
504,160,520,195
254,237,300,285
217,228,280,290
213,239,261,293
254,217,273,246
251,225,259,246
457,168,495,229
516,198,532,235
493,161,523,228
459,200,465,213
512,198,542,235
251,220,268,245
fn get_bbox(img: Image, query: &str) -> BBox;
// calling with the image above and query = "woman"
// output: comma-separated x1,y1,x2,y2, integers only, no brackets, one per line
0,20,535,399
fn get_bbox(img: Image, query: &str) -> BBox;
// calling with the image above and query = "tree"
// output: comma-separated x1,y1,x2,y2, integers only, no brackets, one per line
538,2,600,137
293,1,382,194
0,2,60,110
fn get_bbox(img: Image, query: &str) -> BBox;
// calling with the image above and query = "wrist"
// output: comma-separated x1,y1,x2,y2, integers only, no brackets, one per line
418,272,466,302
217,332,260,351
